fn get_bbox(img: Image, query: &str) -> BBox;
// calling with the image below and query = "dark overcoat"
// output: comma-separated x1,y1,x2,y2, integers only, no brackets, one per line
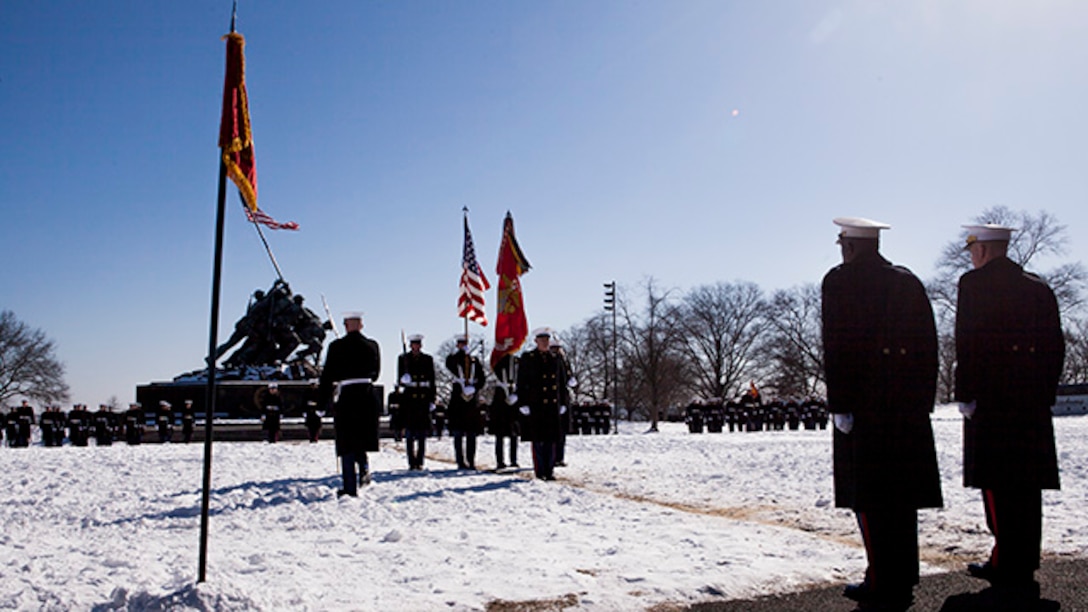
955,256,1063,490
822,250,943,511
398,351,436,433
445,350,487,434
516,348,569,442
318,331,381,455
488,354,519,437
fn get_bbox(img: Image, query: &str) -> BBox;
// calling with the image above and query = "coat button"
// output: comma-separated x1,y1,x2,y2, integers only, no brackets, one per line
900,348,907,355
882,348,890,355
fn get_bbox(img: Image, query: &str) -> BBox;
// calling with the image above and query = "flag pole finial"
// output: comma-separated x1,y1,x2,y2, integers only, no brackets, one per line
230,0,238,33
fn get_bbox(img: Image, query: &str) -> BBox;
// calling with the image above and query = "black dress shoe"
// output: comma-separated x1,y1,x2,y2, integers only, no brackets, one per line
336,489,357,498
967,561,999,583
843,582,872,602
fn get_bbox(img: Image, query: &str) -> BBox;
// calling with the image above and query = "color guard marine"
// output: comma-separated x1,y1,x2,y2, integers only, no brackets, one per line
488,353,519,469
446,336,486,470
124,402,145,445
398,334,436,470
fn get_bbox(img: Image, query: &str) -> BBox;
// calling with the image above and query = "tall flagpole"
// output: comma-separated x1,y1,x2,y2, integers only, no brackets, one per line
198,0,238,584
199,156,227,584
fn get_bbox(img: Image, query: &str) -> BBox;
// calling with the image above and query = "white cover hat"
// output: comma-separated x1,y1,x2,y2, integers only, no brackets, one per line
963,224,1015,247
407,333,424,343
532,327,553,338
833,217,891,239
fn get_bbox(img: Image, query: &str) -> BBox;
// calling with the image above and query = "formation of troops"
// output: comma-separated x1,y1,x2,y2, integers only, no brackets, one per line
2,399,199,447
683,395,829,433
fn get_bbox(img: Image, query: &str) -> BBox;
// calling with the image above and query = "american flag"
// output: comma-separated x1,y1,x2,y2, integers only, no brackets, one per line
244,205,299,231
458,213,490,326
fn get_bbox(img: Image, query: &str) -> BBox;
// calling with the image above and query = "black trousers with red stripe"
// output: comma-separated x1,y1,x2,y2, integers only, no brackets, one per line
856,508,919,597
982,487,1043,582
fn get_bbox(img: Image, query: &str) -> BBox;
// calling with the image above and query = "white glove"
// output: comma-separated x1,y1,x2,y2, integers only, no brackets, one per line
464,385,476,396
560,405,567,415
506,393,518,406
519,406,530,416
833,413,854,434
959,401,977,419
428,403,436,413
400,374,412,385
568,377,578,388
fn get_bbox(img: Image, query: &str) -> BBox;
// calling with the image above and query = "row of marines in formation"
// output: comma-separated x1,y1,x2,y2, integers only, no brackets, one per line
683,396,830,433
1,399,199,447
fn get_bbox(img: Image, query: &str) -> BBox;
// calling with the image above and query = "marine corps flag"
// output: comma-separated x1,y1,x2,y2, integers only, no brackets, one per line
490,212,532,368
218,32,297,230
219,32,257,211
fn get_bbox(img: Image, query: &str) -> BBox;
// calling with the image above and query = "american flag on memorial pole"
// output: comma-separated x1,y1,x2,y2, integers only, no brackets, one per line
244,206,299,230
458,211,490,326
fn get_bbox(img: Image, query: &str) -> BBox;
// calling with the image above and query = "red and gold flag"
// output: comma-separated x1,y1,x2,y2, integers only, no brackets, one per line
490,212,531,367
218,32,297,230
219,32,257,212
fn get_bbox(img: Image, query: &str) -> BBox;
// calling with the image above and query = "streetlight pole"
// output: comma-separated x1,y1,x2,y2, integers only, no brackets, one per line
603,281,617,434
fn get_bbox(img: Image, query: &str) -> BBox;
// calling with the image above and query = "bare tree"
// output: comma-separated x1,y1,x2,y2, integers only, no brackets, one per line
1062,319,1088,385
0,310,70,406
555,315,610,403
616,278,689,430
757,284,824,398
677,281,769,400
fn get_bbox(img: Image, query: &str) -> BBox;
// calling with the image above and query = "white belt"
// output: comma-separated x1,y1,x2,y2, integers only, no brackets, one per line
403,381,432,388
336,378,373,387
333,378,372,403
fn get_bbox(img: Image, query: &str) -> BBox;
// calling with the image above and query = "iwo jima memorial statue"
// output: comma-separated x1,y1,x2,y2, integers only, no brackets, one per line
136,277,381,438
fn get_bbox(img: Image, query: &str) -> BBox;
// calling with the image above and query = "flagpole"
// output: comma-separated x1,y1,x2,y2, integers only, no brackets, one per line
198,156,228,584
198,1,238,583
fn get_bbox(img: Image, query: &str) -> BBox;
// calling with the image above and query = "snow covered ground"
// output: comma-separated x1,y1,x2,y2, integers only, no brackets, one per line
1,405,1085,611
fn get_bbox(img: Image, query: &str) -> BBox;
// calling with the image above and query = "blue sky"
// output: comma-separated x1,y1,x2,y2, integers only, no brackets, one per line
2,1,1087,406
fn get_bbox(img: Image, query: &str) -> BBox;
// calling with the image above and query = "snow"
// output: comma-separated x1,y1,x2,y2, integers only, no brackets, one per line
2,405,1085,611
